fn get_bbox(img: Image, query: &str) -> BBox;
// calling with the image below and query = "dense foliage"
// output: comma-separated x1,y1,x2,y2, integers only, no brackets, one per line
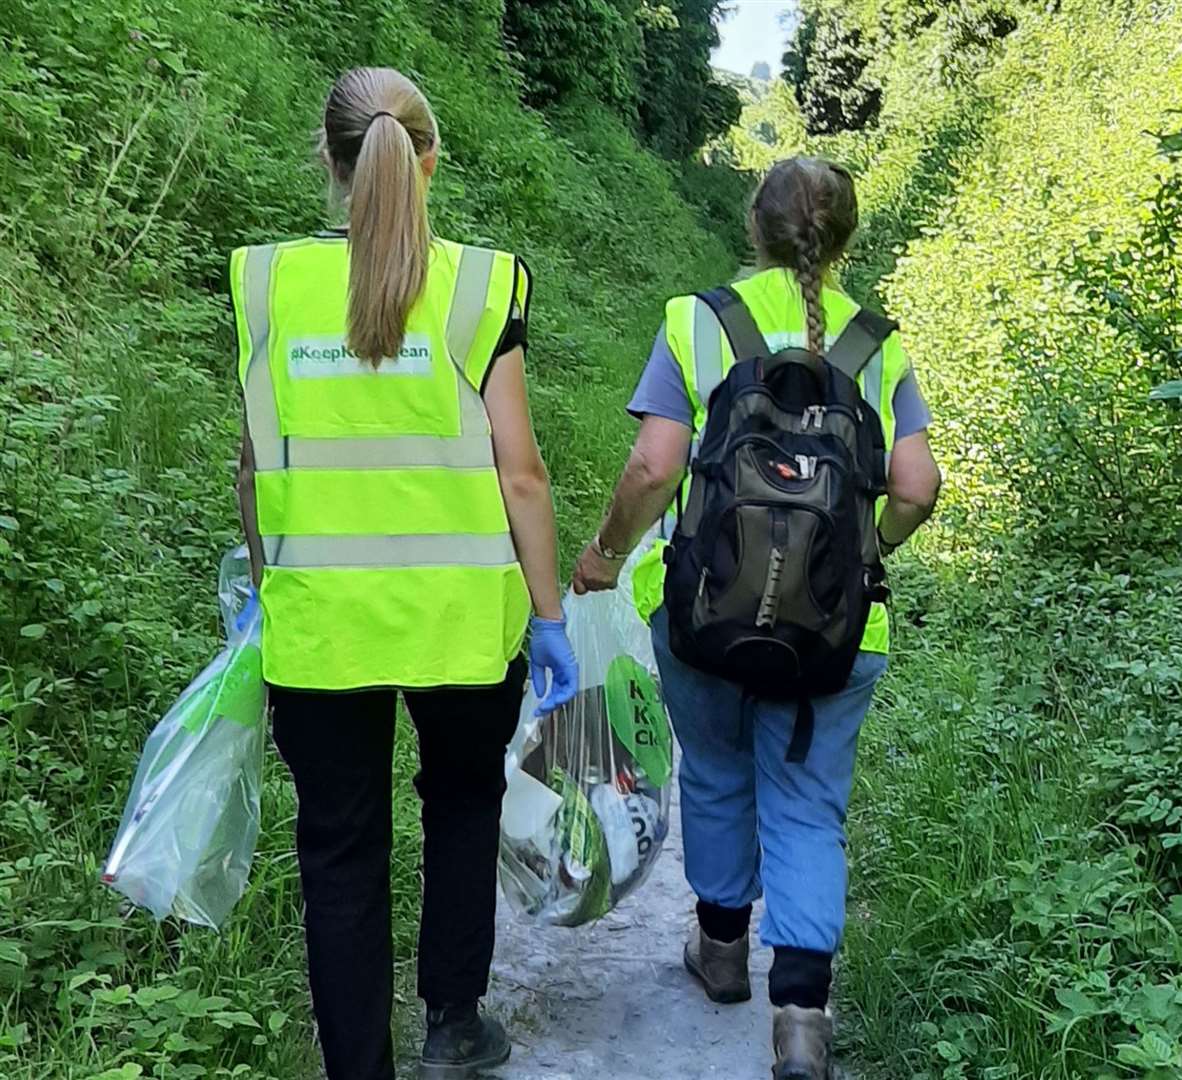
502,0,643,114
636,0,742,159
502,0,741,160
728,0,1182,1075
0,1,740,1075
782,7,883,136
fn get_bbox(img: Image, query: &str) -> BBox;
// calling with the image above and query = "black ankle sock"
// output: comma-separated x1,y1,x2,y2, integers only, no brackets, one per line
697,899,752,944
769,947,832,1009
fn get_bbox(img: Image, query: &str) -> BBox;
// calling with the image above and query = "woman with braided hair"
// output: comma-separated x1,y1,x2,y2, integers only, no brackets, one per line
572,157,940,1077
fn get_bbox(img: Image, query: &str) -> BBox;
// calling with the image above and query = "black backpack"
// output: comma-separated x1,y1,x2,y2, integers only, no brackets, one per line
663,286,895,761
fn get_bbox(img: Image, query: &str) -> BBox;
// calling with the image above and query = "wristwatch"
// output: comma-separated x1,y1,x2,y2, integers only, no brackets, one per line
593,534,628,562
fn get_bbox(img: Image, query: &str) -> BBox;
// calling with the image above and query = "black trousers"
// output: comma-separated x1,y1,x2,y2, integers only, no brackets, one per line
271,656,527,1080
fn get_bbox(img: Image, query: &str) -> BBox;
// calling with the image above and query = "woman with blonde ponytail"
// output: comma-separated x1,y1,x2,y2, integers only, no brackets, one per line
573,157,942,1078
231,67,576,1080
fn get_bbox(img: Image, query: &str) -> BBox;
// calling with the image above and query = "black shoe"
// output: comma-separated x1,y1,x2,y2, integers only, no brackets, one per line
419,1005,511,1078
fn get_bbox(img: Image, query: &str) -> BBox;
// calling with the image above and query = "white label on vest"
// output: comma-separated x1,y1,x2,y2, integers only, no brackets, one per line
286,334,433,378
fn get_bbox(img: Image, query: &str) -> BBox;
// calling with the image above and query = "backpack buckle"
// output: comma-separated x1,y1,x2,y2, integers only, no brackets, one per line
864,567,890,604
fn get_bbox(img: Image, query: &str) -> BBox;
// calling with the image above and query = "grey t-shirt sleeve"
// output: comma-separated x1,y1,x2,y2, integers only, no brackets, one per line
626,324,695,427
891,368,932,439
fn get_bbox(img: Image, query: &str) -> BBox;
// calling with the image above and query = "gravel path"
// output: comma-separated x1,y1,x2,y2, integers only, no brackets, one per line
485,782,853,1080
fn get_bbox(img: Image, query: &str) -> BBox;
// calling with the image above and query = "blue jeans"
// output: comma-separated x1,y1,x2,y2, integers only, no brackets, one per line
652,606,887,955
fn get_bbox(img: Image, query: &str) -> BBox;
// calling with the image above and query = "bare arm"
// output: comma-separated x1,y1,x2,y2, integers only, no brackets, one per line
572,415,691,593
484,347,564,621
236,416,264,588
878,430,941,550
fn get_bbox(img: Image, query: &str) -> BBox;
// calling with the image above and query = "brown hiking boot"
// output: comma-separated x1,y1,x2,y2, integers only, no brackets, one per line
684,926,752,1003
772,1005,833,1080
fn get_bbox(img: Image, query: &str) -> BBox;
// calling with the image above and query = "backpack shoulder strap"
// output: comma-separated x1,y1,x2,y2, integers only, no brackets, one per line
826,308,898,381
695,285,769,364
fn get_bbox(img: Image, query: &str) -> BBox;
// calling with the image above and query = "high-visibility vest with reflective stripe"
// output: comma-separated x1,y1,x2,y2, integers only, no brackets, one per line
631,267,912,655
230,235,532,690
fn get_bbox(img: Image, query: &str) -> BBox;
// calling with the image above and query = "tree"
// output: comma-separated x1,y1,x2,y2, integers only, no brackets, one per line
636,0,741,159
724,78,806,173
502,0,643,117
782,6,882,136
501,0,739,161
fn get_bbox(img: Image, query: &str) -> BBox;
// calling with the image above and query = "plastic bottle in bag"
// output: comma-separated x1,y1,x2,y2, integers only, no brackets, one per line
589,783,641,886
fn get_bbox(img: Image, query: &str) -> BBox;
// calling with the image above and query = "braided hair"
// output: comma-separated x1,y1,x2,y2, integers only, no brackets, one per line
749,158,858,356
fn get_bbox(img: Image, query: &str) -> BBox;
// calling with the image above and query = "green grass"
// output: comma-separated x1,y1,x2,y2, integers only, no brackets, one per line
836,532,1182,1078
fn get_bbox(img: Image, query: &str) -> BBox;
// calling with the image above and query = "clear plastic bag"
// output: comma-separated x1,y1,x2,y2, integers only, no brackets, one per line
500,543,673,927
101,547,266,929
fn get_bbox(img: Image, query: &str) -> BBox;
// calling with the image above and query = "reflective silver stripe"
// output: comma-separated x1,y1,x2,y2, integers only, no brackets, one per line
242,245,283,471
692,298,725,409
445,246,497,436
267,532,518,569
456,371,491,436
283,435,495,470
861,348,884,421
445,246,496,371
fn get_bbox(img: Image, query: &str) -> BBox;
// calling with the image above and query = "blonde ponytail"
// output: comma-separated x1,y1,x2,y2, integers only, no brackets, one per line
322,68,438,368
348,115,430,364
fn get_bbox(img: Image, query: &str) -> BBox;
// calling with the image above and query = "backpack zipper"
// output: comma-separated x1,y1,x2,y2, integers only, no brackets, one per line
734,385,864,428
699,501,843,620
730,434,852,488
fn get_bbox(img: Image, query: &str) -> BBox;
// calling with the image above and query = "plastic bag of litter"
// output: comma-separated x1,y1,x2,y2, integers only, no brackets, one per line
499,543,673,927
101,547,265,929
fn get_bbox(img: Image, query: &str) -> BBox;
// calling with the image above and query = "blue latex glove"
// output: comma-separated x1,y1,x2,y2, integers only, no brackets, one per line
233,587,260,635
529,615,578,716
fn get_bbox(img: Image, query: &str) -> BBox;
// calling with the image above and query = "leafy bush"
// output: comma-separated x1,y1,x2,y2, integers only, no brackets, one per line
995,135,1182,554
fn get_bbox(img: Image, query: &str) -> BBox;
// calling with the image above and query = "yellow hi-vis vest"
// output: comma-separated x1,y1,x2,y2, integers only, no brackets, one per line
230,235,532,690
631,267,912,655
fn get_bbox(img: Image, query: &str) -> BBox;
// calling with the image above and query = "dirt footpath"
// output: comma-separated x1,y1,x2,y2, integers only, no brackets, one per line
487,784,853,1080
